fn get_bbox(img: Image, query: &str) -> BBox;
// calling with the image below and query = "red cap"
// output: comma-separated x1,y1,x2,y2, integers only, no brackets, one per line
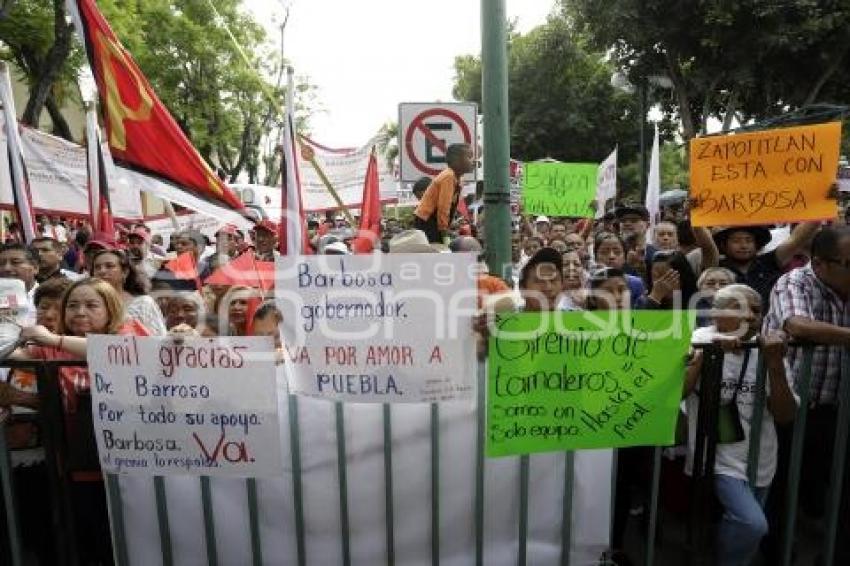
84,238,121,252
253,219,278,234
127,228,151,243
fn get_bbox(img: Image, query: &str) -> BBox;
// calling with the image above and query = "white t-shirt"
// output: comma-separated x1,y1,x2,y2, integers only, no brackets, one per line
685,326,798,487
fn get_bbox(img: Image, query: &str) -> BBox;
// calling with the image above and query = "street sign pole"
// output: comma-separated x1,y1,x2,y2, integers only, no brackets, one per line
481,0,511,281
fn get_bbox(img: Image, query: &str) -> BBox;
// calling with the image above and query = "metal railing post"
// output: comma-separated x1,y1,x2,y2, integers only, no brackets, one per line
822,347,850,565
34,361,79,566
0,416,23,566
781,347,815,566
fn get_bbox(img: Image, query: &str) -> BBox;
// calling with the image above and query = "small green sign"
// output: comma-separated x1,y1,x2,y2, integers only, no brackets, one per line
522,162,598,217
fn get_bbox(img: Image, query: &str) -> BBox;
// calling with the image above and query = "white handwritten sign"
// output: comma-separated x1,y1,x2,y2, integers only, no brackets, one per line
88,336,282,477
276,254,478,402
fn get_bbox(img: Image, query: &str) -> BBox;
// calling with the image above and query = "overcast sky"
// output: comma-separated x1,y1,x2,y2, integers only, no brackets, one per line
244,0,555,147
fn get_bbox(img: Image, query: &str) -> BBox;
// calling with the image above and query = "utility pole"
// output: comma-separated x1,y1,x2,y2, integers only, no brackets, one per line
481,0,511,281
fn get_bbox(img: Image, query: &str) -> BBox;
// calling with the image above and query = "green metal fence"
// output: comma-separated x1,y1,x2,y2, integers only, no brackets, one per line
1,345,848,565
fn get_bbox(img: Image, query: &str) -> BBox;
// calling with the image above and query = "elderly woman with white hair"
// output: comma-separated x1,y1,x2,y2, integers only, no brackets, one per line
684,284,798,566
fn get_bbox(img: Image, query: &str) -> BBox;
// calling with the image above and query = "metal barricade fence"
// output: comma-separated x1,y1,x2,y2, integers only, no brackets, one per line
0,346,848,565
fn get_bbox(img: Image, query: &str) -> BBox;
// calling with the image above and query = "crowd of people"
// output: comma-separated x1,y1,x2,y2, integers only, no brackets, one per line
0,145,848,564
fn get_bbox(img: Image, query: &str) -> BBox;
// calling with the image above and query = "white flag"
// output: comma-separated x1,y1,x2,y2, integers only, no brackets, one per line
595,147,617,218
645,125,660,228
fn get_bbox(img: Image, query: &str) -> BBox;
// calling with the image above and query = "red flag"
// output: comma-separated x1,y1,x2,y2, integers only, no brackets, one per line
205,252,274,290
68,0,245,212
457,196,471,222
164,252,201,291
351,149,381,254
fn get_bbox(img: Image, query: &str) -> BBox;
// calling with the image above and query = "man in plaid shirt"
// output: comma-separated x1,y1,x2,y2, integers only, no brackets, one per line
764,225,850,562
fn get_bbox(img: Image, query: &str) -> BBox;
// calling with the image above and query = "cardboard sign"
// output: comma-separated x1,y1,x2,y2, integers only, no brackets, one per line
276,254,477,403
690,122,841,227
522,162,598,217
88,336,282,477
487,311,692,457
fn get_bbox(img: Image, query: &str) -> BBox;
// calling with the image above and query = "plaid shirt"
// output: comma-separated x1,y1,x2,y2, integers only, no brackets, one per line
765,265,850,405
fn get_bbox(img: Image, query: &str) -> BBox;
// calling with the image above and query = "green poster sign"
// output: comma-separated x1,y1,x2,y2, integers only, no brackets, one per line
486,311,693,457
522,162,598,217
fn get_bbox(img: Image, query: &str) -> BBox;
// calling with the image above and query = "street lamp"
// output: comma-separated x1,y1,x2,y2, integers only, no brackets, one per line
611,71,673,198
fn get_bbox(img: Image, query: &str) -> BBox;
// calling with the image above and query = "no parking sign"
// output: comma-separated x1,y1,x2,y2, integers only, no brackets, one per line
399,102,477,183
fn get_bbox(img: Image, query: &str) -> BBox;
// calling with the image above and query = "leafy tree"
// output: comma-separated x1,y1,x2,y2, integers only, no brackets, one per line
453,14,644,198
0,0,76,138
0,0,317,185
563,0,850,140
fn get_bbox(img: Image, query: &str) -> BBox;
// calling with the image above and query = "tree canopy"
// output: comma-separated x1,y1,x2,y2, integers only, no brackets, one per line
0,0,317,184
563,0,850,140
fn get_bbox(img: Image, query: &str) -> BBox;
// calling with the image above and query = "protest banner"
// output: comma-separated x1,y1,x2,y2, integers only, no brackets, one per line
487,310,692,457
689,121,841,227
522,162,598,217
0,115,143,219
88,335,282,476
298,133,398,211
276,253,477,402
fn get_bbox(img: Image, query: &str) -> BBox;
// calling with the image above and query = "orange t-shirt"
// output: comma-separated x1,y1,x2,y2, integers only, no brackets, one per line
414,168,461,232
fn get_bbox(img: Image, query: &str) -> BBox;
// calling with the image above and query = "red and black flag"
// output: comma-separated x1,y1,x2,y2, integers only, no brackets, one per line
67,0,245,213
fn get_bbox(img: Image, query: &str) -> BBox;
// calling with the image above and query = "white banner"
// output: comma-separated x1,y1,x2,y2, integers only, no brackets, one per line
0,115,143,219
595,147,617,219
276,253,477,403
108,380,613,565
88,335,282,477
298,133,398,212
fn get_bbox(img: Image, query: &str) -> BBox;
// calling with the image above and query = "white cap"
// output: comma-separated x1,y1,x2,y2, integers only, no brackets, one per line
324,241,350,255
535,215,550,223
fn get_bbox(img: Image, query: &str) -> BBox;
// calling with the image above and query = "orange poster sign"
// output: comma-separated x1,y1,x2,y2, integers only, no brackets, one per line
689,122,841,227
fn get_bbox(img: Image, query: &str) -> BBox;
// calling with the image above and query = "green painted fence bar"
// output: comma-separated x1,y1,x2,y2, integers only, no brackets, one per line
153,476,173,566
199,476,218,566
334,401,351,566
746,355,767,486
246,478,263,566
430,402,440,566
822,349,850,566
517,455,530,566
105,473,129,566
383,404,395,566
0,421,23,566
560,451,574,566
474,363,486,566
781,347,814,566
287,393,306,566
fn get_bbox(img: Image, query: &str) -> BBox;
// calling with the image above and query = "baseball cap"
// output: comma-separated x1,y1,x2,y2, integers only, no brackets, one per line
253,220,278,234
127,228,150,243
